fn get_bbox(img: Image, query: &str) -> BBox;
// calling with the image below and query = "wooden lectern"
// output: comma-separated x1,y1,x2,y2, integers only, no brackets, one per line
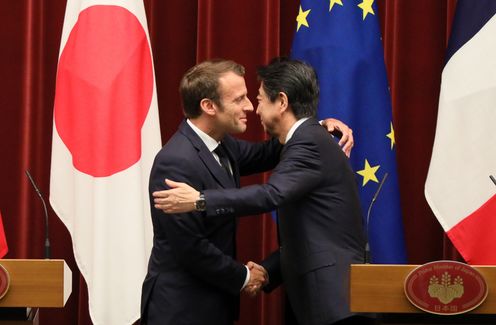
350,264,496,324
0,260,72,325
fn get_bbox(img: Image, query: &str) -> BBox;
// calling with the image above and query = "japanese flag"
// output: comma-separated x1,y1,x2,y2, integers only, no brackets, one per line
50,1,161,324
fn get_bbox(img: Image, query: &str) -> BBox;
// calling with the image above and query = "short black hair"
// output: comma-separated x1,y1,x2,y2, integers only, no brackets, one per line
257,57,319,119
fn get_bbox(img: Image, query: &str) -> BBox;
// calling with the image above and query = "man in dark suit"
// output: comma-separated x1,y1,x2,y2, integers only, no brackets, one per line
154,59,369,325
141,60,274,325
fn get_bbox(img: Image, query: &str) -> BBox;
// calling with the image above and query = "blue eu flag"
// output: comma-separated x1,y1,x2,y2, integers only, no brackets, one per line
291,0,407,263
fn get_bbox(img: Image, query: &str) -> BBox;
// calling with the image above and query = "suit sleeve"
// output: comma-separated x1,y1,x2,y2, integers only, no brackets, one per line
261,249,283,292
150,155,246,295
226,136,282,176
203,137,321,217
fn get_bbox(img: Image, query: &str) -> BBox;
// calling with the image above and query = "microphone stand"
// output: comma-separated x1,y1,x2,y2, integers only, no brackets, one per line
364,172,388,264
25,170,51,259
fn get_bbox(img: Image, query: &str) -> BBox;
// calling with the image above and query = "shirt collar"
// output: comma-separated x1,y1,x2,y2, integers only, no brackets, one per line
285,117,310,143
187,119,219,152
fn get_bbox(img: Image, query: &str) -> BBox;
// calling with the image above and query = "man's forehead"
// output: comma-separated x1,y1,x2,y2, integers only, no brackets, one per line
218,72,246,97
218,71,244,84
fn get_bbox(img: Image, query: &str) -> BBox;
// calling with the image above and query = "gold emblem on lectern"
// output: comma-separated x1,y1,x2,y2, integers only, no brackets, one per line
0,263,10,300
404,260,488,315
428,272,464,304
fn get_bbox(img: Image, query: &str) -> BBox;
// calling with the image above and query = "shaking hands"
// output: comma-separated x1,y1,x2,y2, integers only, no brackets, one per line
243,261,268,298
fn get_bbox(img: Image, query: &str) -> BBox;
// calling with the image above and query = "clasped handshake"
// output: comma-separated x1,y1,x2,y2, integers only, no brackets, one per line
244,261,269,297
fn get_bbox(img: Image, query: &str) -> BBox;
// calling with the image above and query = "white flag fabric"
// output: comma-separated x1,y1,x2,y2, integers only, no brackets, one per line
425,1,496,264
50,1,161,324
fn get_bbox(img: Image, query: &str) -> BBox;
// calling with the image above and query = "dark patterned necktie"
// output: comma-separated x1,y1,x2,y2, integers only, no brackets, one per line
214,144,233,179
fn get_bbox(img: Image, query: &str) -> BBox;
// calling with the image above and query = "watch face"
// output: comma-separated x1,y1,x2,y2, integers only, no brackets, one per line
196,199,206,211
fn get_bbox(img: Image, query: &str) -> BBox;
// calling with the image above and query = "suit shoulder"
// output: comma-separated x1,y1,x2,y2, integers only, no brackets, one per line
291,122,331,145
157,131,195,157
289,123,348,165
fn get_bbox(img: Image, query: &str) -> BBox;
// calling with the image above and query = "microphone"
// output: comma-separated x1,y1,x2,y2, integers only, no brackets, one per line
364,172,388,264
25,170,51,259
490,175,496,186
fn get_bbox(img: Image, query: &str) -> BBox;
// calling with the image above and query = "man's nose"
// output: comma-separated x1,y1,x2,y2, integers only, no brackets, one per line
244,100,254,112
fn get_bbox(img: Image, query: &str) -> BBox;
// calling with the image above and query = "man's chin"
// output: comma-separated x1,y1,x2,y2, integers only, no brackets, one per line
230,125,247,134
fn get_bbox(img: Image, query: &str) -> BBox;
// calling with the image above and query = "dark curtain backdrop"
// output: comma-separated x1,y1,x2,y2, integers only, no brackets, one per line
0,0,457,324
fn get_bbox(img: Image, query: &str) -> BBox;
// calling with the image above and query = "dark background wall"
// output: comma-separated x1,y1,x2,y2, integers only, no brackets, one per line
0,0,458,323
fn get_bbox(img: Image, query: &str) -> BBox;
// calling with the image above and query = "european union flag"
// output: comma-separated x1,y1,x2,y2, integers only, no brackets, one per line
291,0,407,263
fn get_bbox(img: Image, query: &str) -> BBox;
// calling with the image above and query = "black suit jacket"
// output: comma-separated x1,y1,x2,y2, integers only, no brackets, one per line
203,118,366,325
141,120,280,325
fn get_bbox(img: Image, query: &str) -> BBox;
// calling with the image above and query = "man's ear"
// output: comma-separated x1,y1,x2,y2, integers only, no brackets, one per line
200,98,216,116
278,92,289,113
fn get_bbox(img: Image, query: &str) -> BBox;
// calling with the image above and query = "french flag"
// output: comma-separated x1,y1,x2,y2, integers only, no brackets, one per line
425,0,496,265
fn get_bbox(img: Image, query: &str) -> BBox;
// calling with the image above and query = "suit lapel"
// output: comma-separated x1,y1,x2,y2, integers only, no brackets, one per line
198,148,236,188
219,143,240,187
179,120,236,188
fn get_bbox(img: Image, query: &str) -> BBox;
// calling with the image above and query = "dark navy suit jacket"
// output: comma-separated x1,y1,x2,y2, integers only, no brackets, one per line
203,118,366,325
141,120,280,325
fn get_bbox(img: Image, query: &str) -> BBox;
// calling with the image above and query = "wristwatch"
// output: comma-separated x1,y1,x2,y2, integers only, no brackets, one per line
195,192,206,211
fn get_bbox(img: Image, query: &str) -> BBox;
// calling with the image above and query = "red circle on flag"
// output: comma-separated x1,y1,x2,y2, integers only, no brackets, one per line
54,5,153,177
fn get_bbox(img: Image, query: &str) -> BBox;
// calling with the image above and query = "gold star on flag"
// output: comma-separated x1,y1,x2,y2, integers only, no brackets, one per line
329,0,343,12
386,122,395,149
296,5,311,31
357,0,375,20
357,159,380,186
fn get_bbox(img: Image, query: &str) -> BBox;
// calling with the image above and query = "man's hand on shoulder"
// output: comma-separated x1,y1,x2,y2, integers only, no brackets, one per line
320,118,354,157
153,179,199,213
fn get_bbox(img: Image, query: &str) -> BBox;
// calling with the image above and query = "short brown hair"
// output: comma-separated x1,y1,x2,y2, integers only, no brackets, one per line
180,59,245,118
